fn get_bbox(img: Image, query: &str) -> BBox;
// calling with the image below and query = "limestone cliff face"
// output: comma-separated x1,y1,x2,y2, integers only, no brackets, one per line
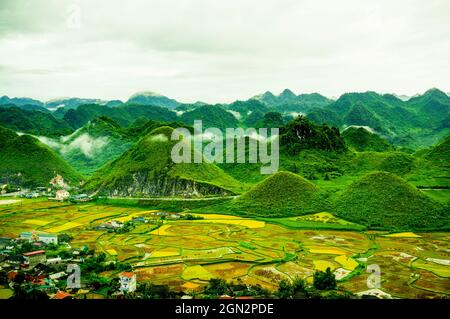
94,171,231,197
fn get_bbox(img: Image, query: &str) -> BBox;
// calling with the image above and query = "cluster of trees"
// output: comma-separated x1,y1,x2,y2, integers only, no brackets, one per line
281,116,346,155
202,278,271,298
277,268,351,299
0,107,72,137
80,252,132,274
134,283,178,299
183,214,204,221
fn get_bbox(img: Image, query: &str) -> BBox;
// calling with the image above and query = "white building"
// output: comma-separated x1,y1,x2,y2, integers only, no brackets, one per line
55,190,70,201
119,272,137,293
46,257,62,265
39,233,58,245
20,232,58,245
110,220,124,229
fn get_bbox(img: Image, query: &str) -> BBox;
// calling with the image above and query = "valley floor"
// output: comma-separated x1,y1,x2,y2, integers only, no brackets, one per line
0,199,449,299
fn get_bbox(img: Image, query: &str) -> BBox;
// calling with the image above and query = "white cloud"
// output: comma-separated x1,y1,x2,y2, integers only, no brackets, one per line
38,133,109,158
227,110,241,120
289,112,304,118
150,134,169,142
342,125,375,134
0,0,449,102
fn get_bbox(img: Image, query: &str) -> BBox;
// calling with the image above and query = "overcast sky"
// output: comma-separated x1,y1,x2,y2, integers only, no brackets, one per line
0,0,449,103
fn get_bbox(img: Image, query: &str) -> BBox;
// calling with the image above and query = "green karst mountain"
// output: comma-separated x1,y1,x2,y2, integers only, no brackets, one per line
408,88,450,128
334,171,446,230
378,152,416,175
306,108,342,127
179,105,239,129
255,112,285,128
423,134,450,166
281,116,346,155
0,88,449,231
0,95,44,108
63,103,177,129
230,171,326,217
38,117,192,176
127,91,180,109
39,117,136,175
84,126,244,197
45,97,108,112
0,125,82,187
0,107,72,137
323,90,450,148
228,99,270,114
1,88,448,148
343,103,384,132
250,90,333,112
342,127,393,152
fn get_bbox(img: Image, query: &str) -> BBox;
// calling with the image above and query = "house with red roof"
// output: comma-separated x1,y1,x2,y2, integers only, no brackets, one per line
119,272,137,293
23,250,46,268
53,291,72,299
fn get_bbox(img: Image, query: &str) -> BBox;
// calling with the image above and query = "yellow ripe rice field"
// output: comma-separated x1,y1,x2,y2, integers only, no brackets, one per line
106,249,118,256
150,224,173,236
111,210,159,223
23,219,51,226
182,265,214,281
313,260,337,271
151,248,180,258
45,221,82,233
181,282,200,290
384,232,421,238
0,199,449,298
335,255,359,271
191,214,265,228
412,259,450,278
307,246,349,255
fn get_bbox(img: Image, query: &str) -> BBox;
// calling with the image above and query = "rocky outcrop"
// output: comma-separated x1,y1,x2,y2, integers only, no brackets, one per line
93,171,231,197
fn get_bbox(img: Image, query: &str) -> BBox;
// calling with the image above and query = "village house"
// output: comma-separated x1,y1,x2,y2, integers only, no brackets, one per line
55,190,70,201
119,272,137,293
97,220,124,231
50,175,67,188
151,211,181,219
20,232,58,245
38,233,58,245
19,232,34,242
53,291,72,299
23,250,47,268
111,220,124,228
132,216,147,223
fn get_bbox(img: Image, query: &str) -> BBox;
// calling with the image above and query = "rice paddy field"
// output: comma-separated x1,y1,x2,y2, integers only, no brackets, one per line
0,199,449,298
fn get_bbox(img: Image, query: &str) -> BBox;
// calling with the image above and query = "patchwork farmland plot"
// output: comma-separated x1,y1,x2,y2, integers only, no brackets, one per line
0,199,448,298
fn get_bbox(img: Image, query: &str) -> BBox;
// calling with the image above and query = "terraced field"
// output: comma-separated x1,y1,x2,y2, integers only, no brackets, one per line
0,199,449,298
